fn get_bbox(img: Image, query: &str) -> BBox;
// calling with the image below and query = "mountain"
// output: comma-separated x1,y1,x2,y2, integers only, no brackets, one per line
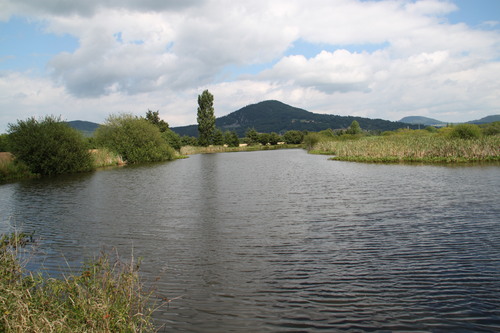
172,100,419,137
398,116,446,126
66,120,100,137
467,115,500,124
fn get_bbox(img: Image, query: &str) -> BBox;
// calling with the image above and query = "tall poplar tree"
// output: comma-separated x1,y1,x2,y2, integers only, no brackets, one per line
197,90,216,146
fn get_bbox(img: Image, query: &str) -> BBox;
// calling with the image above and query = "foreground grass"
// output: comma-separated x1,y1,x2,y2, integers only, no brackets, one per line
310,134,500,163
180,144,301,155
0,233,156,332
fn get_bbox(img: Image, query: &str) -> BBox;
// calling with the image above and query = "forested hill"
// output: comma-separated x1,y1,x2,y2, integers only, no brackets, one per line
172,100,419,137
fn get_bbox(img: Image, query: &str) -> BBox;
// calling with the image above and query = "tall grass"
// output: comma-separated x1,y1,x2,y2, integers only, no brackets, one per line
309,133,500,163
90,148,126,168
0,153,36,182
0,233,157,332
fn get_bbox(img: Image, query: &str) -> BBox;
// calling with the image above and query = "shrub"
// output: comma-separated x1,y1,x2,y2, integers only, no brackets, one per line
283,130,304,144
7,116,93,176
448,124,482,140
162,129,182,151
95,114,176,164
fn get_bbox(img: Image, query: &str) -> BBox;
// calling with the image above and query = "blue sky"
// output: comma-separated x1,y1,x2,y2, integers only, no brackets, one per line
0,0,499,132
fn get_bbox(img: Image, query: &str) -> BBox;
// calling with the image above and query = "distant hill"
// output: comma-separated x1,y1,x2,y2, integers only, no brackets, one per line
467,115,500,124
66,120,100,137
399,116,446,126
172,100,419,137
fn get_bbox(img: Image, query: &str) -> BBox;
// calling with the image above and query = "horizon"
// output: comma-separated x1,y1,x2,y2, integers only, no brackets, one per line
1,0,499,132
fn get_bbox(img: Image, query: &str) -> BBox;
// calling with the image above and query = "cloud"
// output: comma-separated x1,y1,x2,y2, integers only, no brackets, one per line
0,0,499,130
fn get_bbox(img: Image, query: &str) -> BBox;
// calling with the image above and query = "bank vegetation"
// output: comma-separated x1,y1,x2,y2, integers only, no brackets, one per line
0,233,157,332
305,122,500,163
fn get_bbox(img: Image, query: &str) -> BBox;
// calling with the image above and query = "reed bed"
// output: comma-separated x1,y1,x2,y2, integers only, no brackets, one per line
0,233,156,332
311,135,500,163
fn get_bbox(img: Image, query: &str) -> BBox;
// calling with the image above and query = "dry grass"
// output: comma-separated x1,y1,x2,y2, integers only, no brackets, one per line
89,149,126,168
0,233,157,332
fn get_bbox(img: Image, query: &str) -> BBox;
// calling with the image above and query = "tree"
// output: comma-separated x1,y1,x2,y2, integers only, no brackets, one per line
212,128,224,146
245,128,259,145
224,131,240,147
258,133,270,145
197,90,216,146
95,113,175,164
161,129,182,151
448,124,482,140
145,110,169,132
7,116,93,175
283,130,304,144
346,120,362,135
268,132,281,145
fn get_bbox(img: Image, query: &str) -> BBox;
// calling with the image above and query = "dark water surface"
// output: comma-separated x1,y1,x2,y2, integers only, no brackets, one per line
1,149,499,332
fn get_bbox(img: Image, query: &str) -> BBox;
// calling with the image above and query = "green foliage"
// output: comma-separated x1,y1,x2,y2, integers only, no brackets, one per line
145,109,169,132
268,132,281,145
480,121,500,136
95,113,175,164
245,128,259,145
0,233,156,332
224,131,240,147
161,129,182,150
181,135,198,146
257,133,270,145
212,128,224,146
7,116,93,176
448,124,482,140
283,130,304,144
197,90,216,146
0,158,35,182
346,120,362,135
0,134,10,152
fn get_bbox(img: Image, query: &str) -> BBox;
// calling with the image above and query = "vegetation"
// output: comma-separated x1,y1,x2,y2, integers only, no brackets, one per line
172,100,421,137
95,114,176,164
180,143,301,155
7,116,94,176
0,153,36,182
0,233,156,332
307,125,500,163
197,90,216,146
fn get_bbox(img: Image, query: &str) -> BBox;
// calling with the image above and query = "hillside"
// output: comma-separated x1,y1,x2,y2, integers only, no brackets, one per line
67,120,100,137
399,116,445,126
468,115,500,124
172,100,419,137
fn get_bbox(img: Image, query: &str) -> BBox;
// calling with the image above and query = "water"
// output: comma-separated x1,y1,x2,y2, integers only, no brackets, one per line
1,149,499,332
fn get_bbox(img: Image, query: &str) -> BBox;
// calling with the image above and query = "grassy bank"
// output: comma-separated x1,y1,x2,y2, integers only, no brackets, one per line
180,144,302,155
0,233,156,332
0,153,37,182
309,133,500,163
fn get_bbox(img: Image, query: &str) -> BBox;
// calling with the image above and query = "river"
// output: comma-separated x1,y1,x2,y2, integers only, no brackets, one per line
1,149,499,332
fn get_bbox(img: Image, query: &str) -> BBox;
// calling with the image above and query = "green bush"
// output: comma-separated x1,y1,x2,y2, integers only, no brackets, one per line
161,129,182,151
448,124,482,140
95,114,175,164
7,116,93,175
283,130,304,144
0,134,10,152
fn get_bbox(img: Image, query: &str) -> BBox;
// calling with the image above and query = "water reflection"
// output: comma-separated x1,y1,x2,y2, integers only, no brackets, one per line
1,150,499,332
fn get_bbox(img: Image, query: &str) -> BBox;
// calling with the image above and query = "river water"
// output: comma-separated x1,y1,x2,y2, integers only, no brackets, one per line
1,149,499,332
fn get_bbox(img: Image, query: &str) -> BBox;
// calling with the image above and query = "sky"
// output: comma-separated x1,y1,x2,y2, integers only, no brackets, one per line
0,0,499,132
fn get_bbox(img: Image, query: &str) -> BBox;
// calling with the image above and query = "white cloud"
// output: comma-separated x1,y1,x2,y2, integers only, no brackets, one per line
0,0,499,131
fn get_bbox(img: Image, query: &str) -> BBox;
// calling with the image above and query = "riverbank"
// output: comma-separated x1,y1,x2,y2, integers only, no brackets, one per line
0,233,156,332
308,133,500,163
180,143,302,155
